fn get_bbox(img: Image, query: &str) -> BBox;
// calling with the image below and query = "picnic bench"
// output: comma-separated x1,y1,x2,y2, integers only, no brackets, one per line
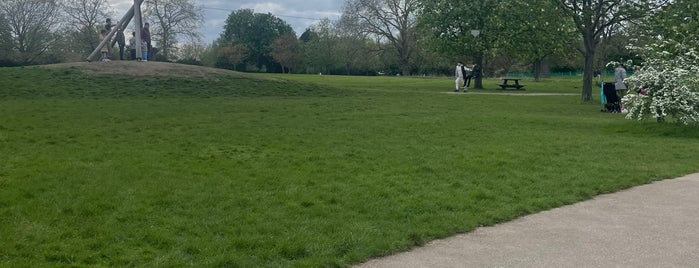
498,77,525,90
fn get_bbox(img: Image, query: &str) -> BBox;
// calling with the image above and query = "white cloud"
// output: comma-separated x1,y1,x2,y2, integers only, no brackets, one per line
110,0,342,43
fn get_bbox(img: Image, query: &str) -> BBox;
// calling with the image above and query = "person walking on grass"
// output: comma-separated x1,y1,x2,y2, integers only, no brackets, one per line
461,64,470,88
464,63,477,88
455,62,466,92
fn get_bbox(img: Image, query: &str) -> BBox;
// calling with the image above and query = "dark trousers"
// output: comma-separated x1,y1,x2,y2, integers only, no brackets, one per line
146,41,152,60
464,75,473,87
118,45,125,60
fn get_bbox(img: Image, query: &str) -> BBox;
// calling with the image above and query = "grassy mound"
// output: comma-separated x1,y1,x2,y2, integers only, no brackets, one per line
1,62,344,98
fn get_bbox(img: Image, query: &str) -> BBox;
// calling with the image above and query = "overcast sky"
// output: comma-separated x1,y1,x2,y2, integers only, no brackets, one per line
109,0,344,44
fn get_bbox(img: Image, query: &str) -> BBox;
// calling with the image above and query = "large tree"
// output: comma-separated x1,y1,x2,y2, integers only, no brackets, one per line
419,0,502,88
270,33,300,73
145,0,203,61
0,0,62,65
343,0,420,76
555,0,669,102
335,12,374,75
498,0,575,81
217,9,294,72
300,19,341,74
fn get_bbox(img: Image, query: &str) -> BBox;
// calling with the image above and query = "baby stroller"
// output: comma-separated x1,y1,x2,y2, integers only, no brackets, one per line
601,82,621,113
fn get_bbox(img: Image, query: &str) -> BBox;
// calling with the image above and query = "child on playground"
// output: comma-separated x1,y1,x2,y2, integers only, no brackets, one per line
140,39,148,62
98,29,110,62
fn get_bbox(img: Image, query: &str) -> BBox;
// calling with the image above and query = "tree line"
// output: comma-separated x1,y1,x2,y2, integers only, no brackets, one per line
198,0,696,101
2,0,697,101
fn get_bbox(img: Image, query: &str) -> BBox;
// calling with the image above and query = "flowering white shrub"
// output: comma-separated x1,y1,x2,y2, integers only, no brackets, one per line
618,41,699,125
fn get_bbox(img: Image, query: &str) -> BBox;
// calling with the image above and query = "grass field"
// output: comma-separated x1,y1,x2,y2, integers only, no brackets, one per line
1,65,698,267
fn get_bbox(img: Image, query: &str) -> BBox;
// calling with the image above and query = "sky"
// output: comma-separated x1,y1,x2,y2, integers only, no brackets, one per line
110,0,344,44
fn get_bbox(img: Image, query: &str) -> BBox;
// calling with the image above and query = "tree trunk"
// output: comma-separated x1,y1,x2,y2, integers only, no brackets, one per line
582,51,594,102
474,54,483,89
532,58,551,81
400,53,410,76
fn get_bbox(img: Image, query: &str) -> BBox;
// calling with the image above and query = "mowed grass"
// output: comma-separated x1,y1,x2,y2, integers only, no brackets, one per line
1,66,698,267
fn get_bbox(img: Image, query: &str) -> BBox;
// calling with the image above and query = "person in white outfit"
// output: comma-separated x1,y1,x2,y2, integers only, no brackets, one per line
455,62,465,92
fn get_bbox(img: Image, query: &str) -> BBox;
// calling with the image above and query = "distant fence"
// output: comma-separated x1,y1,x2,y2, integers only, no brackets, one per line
506,71,633,77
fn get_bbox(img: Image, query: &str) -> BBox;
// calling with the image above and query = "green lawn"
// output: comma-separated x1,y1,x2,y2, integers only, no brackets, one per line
1,67,698,267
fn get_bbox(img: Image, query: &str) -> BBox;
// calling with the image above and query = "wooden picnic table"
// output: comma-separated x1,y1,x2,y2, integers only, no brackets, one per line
499,77,525,90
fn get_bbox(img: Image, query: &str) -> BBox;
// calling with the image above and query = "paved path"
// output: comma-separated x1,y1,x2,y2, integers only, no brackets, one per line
444,91,578,96
356,173,699,268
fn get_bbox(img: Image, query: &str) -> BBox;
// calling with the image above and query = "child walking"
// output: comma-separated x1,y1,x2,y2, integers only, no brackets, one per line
140,39,148,62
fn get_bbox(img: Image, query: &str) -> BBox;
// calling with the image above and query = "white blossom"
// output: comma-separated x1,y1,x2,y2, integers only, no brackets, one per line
619,40,699,125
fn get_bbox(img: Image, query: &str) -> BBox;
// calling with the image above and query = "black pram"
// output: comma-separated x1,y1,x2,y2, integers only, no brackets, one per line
601,82,621,113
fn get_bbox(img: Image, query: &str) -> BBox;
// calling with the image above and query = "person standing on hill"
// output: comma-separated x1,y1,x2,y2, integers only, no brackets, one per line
140,39,148,62
115,27,126,60
98,29,110,61
128,31,136,60
141,22,151,60
101,18,117,56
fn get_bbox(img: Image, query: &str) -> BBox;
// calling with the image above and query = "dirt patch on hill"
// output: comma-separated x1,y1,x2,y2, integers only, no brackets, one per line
41,61,238,79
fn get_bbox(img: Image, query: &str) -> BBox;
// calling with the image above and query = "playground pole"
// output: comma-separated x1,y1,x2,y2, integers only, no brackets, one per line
133,0,143,60
85,0,144,61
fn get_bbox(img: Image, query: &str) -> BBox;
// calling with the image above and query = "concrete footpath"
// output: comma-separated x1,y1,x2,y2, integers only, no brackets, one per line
356,173,699,268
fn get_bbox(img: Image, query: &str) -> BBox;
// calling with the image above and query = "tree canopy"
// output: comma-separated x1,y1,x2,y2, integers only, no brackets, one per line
216,9,294,72
419,0,504,88
555,0,670,101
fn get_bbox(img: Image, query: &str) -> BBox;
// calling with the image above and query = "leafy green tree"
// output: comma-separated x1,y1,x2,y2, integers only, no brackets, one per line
270,33,300,73
300,19,341,74
555,0,668,102
498,0,575,81
217,9,294,72
419,0,502,88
